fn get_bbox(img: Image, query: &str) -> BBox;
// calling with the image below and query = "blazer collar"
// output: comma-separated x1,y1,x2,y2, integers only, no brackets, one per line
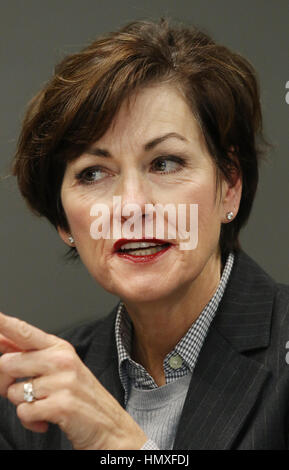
84,249,276,449
214,249,275,352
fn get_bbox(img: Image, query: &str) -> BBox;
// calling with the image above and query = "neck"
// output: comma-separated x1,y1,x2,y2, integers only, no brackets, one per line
123,249,222,384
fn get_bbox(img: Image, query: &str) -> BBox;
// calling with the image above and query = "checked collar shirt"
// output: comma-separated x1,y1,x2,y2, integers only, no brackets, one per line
115,251,235,405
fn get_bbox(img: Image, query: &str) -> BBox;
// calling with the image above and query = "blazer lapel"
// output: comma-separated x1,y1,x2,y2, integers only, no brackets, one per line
97,360,125,407
79,306,125,407
173,325,271,449
174,250,276,449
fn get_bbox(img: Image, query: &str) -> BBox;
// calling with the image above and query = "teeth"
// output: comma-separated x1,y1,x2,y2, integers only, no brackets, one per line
120,241,161,251
123,246,166,256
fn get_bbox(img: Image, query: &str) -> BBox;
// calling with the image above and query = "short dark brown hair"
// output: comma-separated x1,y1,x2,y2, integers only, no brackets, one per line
12,17,269,260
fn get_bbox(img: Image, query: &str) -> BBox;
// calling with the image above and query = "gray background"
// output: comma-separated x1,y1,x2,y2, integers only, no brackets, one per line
0,0,288,333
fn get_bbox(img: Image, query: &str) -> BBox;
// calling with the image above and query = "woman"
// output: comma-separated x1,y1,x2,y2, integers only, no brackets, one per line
0,18,288,450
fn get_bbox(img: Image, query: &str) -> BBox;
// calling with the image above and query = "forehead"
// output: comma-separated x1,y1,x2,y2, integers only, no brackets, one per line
96,84,202,148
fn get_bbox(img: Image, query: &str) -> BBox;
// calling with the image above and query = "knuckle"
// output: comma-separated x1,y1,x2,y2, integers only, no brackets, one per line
17,320,32,341
64,370,78,389
52,349,76,370
60,339,75,351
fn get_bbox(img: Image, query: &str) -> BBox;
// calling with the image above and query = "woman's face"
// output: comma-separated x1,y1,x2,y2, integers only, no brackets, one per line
59,85,241,304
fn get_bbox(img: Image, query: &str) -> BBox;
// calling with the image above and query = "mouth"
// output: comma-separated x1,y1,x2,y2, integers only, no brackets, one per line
113,238,173,263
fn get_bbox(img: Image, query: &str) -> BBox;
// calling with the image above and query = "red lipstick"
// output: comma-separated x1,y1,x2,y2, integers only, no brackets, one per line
113,238,172,264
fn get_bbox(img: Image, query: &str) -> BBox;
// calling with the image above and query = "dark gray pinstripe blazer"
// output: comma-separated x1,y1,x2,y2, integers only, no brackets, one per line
0,249,289,450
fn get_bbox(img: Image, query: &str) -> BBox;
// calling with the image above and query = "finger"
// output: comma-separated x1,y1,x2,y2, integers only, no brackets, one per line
17,392,72,430
0,351,47,380
20,420,49,434
0,344,74,380
21,421,49,433
0,333,22,354
0,312,58,351
7,379,37,406
7,371,77,406
7,377,46,406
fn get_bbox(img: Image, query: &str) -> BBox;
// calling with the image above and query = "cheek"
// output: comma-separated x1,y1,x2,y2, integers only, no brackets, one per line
178,178,218,217
65,200,91,236
62,186,116,235
61,190,113,261
177,178,221,248
61,190,100,248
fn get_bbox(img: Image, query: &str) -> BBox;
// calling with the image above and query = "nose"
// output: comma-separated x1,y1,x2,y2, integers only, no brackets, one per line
115,170,152,221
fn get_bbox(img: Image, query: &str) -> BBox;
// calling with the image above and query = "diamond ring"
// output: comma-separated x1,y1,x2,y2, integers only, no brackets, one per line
23,382,36,403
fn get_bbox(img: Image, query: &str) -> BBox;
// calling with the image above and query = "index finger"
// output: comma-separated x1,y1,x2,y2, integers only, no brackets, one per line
0,333,23,353
0,312,58,351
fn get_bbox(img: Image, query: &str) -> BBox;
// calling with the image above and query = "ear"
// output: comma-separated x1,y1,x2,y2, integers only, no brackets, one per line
57,226,74,247
220,167,243,223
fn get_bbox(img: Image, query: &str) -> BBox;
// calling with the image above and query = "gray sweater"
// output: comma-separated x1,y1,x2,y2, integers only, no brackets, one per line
126,373,192,449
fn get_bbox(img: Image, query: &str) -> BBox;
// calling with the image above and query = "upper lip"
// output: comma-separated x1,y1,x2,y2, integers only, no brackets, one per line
113,238,172,252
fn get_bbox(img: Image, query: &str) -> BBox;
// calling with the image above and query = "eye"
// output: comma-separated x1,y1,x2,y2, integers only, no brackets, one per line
75,166,109,185
150,155,186,174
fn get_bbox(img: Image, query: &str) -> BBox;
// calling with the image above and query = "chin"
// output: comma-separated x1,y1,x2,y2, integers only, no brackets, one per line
113,278,179,305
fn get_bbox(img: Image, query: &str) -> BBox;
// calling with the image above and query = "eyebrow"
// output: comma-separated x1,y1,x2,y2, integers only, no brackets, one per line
86,132,188,157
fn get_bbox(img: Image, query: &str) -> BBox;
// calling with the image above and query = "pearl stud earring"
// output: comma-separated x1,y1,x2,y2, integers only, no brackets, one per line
68,235,74,244
226,211,234,221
